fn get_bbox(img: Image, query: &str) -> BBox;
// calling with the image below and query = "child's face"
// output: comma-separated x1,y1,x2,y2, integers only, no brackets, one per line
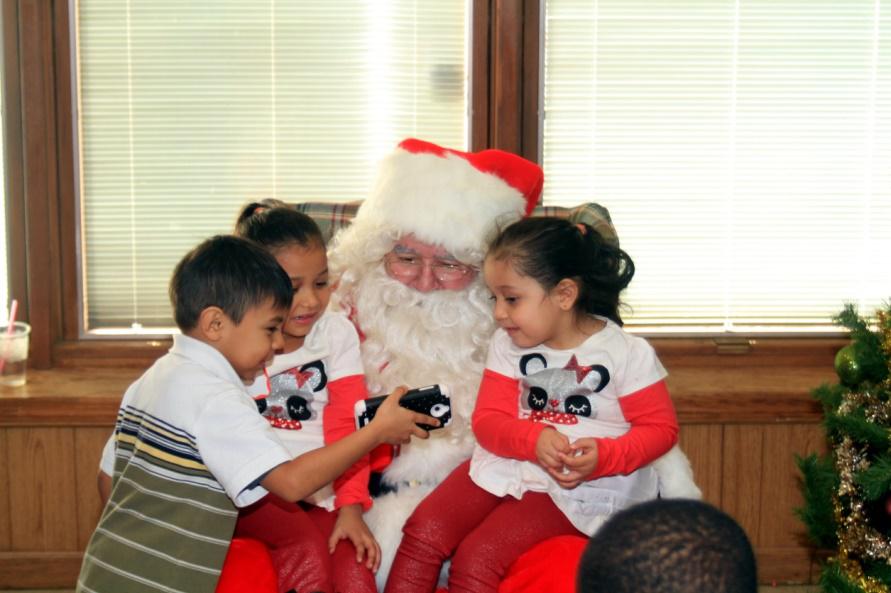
217,299,287,381
484,256,567,350
273,244,331,350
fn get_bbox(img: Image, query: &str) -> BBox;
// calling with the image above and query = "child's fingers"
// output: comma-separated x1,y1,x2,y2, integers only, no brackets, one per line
370,540,382,572
411,424,431,439
415,413,440,429
547,466,583,488
569,438,597,455
354,539,367,564
328,530,344,554
539,452,563,471
551,430,571,449
561,449,596,469
358,536,375,569
378,386,409,412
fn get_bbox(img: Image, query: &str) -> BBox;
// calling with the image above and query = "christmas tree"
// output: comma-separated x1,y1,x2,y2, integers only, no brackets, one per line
797,303,891,593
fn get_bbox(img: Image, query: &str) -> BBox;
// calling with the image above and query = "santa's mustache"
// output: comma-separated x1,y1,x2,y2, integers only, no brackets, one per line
350,263,494,369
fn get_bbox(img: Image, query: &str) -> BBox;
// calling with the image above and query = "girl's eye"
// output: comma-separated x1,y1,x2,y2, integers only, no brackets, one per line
505,296,518,304
315,280,329,288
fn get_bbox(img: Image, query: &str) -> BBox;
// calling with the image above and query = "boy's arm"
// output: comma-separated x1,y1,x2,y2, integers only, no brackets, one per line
98,470,112,506
97,431,116,505
262,387,436,502
323,374,372,511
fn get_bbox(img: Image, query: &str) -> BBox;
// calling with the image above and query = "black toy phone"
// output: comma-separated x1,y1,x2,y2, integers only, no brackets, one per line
354,384,451,432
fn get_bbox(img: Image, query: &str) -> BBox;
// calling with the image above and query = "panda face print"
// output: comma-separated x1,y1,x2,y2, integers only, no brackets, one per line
518,354,609,424
256,360,328,430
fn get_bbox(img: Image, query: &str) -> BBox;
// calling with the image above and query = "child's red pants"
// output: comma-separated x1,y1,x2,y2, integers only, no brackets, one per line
235,494,377,593
384,460,584,593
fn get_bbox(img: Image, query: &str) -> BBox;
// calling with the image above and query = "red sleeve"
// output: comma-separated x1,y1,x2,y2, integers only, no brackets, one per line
590,379,678,478
472,369,548,461
323,374,372,511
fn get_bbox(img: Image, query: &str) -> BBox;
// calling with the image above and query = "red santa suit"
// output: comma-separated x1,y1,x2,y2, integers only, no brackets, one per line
328,139,544,587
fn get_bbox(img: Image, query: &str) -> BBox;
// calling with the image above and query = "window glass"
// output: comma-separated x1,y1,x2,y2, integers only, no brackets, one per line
75,0,468,333
543,0,891,331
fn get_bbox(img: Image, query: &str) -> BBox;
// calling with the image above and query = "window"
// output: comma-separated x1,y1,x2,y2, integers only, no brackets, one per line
542,0,891,332
75,0,468,334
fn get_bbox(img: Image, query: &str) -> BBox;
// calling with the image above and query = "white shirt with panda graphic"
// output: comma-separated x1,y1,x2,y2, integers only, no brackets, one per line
246,311,364,509
469,318,667,535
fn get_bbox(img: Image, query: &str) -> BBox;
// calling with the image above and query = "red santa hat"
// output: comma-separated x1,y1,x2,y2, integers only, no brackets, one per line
355,138,544,257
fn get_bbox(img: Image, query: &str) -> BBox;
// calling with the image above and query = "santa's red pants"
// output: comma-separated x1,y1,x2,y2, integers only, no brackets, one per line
235,494,377,593
384,460,584,593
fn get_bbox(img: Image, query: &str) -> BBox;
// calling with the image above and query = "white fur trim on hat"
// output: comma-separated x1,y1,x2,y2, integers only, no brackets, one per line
355,139,542,256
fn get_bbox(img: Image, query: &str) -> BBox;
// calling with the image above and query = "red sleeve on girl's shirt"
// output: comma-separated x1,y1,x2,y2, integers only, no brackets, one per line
323,374,372,511
472,369,548,462
590,379,678,479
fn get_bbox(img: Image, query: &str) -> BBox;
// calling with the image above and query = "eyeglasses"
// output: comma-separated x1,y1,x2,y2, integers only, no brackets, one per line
384,253,478,283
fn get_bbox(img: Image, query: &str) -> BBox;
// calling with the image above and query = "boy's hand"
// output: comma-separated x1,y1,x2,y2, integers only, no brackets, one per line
548,437,599,489
328,504,381,572
370,386,439,444
535,427,570,471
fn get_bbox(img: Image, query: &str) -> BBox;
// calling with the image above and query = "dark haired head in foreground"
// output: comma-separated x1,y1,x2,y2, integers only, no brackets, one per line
577,499,757,593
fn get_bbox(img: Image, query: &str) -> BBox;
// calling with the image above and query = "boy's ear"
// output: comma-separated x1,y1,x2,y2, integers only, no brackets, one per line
196,306,228,342
553,278,580,311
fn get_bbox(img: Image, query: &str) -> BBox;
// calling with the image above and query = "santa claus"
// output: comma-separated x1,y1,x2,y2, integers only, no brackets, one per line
328,138,700,589
327,138,543,585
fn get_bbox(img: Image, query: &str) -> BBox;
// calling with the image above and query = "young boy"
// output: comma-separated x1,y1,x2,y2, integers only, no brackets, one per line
76,235,437,593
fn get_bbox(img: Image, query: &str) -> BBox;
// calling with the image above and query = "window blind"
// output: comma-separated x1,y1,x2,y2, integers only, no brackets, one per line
542,0,891,332
75,0,468,332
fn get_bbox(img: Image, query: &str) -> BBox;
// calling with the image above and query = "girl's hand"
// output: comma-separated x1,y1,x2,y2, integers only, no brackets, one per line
328,504,381,572
549,438,599,489
535,427,570,471
370,386,439,444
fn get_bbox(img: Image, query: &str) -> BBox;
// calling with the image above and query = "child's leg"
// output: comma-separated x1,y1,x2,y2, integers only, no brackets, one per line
384,460,502,593
235,495,333,593
447,491,585,593
304,505,378,593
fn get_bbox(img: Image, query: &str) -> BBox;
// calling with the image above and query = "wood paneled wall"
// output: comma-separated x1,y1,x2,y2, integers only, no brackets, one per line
0,359,835,589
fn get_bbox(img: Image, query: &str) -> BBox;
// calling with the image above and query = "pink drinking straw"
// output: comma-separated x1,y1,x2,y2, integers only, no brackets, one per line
0,299,19,376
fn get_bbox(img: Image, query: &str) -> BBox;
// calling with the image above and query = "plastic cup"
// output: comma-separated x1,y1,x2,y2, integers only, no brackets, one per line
0,322,31,387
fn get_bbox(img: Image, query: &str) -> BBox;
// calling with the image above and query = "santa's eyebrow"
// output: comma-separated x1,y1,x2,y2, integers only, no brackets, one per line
391,244,461,262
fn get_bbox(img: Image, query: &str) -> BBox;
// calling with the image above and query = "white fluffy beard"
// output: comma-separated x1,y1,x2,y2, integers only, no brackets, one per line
348,264,494,588
351,263,494,486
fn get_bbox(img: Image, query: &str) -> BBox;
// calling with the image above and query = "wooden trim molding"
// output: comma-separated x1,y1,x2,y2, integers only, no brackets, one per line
15,0,66,369
0,551,84,589
0,350,835,427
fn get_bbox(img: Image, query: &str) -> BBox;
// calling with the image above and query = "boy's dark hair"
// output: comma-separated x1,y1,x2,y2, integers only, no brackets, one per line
170,235,293,331
234,200,324,252
577,499,757,593
487,217,635,325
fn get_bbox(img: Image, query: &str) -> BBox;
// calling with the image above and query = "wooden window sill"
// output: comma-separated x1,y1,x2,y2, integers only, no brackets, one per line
2,339,839,427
